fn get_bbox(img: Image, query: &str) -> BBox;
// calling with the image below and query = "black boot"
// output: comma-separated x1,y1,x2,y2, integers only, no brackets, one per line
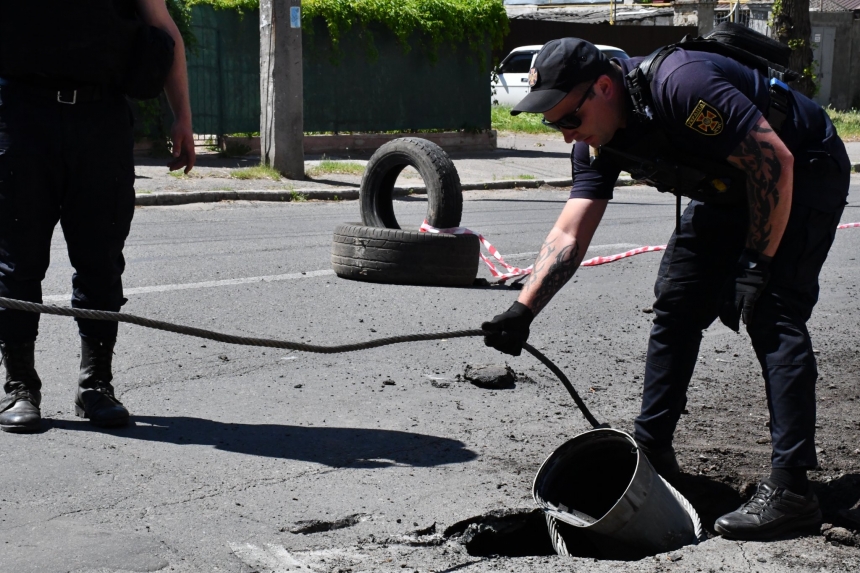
74,338,129,428
636,440,681,480
714,479,822,540
0,341,43,433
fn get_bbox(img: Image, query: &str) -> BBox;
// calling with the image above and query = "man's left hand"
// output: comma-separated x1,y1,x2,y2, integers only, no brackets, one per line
167,119,196,174
719,249,772,332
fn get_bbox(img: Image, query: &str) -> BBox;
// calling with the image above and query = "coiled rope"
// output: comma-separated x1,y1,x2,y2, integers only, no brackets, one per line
0,296,603,428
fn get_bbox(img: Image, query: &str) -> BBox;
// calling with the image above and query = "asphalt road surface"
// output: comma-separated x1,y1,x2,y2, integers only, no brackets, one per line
2,178,860,572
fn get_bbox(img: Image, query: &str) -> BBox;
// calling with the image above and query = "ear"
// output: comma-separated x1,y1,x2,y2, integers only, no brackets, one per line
594,74,613,98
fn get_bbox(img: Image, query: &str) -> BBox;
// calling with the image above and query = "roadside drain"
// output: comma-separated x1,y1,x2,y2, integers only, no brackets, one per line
443,508,601,558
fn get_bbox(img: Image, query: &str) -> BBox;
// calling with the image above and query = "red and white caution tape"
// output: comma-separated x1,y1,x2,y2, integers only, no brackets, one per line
420,220,534,282
420,221,860,282
580,245,667,267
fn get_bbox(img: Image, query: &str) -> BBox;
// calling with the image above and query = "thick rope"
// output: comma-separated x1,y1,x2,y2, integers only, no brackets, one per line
0,296,604,427
661,475,706,542
0,297,482,353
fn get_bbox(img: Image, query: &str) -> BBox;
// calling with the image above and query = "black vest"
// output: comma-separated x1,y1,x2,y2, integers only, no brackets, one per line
595,23,799,205
592,120,748,205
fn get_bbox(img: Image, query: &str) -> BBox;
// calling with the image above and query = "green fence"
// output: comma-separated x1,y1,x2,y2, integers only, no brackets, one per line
186,6,491,136
187,6,261,135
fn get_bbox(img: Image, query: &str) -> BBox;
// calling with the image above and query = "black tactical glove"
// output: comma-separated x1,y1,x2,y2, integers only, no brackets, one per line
719,249,772,332
481,302,534,357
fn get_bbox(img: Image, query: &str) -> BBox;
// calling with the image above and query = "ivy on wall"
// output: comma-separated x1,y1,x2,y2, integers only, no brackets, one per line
187,0,509,60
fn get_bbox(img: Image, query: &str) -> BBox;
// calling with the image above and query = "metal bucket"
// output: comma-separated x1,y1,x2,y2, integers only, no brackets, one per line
533,428,703,560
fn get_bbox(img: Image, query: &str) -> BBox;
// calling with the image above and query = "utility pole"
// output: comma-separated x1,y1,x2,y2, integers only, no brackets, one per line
610,0,616,25
260,0,304,179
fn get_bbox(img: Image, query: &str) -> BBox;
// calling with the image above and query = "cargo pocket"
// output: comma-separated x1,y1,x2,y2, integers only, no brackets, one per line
793,208,841,288
772,205,841,294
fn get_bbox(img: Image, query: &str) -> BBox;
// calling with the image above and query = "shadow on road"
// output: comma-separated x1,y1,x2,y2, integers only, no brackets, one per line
55,416,478,468
815,473,860,531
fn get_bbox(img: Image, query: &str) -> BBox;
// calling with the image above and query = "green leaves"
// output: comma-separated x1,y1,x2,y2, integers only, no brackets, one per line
304,0,508,65
185,0,259,12
186,0,509,61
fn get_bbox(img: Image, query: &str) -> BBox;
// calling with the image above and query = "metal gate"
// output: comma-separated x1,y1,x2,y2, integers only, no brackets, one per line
186,6,260,136
186,5,491,137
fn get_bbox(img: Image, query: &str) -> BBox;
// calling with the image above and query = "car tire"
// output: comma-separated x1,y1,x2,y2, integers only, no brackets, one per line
331,223,480,286
360,137,462,230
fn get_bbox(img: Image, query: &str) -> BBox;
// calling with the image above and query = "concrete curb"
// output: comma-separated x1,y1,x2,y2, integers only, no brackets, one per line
134,176,637,206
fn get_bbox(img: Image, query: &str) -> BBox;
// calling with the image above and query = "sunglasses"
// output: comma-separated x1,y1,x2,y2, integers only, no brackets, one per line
541,81,596,132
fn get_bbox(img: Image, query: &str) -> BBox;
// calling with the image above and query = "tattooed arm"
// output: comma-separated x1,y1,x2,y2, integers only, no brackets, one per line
518,198,608,315
726,116,793,257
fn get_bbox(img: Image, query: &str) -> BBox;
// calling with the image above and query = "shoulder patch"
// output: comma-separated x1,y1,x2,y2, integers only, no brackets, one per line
685,100,724,136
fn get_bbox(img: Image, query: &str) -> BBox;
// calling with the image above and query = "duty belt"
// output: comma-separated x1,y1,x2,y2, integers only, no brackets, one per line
0,79,109,104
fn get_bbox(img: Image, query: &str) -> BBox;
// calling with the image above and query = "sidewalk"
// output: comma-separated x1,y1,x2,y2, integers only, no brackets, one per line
134,134,860,206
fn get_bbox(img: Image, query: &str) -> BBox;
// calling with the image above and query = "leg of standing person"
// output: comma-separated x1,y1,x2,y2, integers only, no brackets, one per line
633,200,746,476
59,93,136,428
715,196,846,540
0,85,64,433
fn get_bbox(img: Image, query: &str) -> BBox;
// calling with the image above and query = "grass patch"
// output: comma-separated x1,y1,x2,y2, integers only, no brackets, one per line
231,164,282,180
516,174,536,180
827,107,860,141
290,190,307,202
491,105,554,134
307,158,366,177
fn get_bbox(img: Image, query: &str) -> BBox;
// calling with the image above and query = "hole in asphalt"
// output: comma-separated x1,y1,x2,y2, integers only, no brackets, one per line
440,475,860,561
443,508,602,558
669,474,744,535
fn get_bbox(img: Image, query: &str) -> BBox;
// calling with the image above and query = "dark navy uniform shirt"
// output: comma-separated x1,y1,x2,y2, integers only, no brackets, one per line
570,51,850,212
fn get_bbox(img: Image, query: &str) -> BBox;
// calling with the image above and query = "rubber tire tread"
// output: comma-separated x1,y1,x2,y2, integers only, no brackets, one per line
360,137,462,229
331,223,479,286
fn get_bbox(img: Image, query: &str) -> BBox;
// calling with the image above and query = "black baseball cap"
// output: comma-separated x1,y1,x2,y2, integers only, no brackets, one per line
511,38,612,116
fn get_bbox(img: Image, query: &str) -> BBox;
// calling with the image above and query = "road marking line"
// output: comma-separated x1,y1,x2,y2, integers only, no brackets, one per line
229,542,306,572
40,243,640,302
229,542,363,572
42,269,335,302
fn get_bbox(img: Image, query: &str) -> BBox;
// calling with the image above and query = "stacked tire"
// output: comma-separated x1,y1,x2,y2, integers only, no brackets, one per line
331,138,479,286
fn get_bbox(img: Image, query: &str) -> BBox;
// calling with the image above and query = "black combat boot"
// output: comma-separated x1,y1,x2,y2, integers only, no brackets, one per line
0,341,43,433
74,338,129,427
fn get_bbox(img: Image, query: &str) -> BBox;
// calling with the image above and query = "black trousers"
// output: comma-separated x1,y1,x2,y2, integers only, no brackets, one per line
0,84,136,343
633,165,849,469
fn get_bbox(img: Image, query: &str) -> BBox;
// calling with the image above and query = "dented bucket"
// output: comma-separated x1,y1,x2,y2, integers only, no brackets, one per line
533,428,702,560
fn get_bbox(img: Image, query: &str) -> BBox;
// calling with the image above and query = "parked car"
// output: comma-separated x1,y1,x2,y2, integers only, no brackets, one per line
492,44,630,107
